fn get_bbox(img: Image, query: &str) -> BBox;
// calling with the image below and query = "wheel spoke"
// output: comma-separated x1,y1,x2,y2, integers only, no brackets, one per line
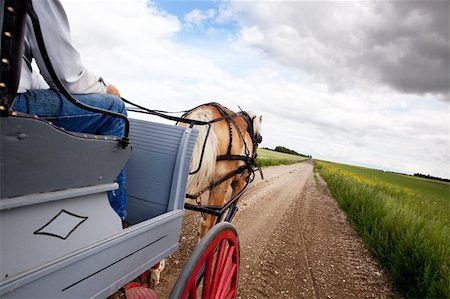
201,252,214,298
215,246,236,299
170,223,240,299
219,263,237,299
189,283,197,299
211,240,227,297
225,288,236,299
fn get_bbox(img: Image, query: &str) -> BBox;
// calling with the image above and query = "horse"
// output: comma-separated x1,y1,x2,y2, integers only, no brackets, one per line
179,102,263,239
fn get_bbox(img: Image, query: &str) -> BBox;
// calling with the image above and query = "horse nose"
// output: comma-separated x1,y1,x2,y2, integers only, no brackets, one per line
256,134,262,143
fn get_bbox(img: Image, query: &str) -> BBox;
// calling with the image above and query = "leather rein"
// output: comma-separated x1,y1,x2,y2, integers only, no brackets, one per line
123,100,263,201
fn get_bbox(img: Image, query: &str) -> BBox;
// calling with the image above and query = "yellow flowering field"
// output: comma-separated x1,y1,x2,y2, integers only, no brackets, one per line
315,161,449,298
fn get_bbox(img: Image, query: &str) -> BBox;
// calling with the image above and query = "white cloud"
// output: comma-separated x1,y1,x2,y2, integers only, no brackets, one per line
62,0,180,47
184,8,216,27
216,4,237,24
57,0,449,179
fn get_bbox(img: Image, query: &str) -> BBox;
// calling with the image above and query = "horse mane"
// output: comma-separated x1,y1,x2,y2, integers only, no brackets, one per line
180,102,263,239
184,108,219,195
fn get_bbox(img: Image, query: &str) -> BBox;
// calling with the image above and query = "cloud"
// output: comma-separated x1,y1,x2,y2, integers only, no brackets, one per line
231,1,449,100
62,0,180,48
184,8,216,27
57,0,449,179
216,4,237,24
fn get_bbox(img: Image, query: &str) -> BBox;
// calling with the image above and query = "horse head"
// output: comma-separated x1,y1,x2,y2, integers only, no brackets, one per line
246,111,263,144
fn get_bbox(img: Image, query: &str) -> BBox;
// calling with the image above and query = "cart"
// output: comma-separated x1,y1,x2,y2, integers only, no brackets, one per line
1,1,243,298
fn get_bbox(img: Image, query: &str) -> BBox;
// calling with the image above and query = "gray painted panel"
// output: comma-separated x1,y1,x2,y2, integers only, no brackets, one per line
0,210,183,298
125,119,197,225
169,128,198,211
0,183,117,210
0,118,198,298
127,195,166,222
0,116,132,198
0,190,123,281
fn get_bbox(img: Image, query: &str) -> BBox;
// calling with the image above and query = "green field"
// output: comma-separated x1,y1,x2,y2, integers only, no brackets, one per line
324,161,449,206
256,148,309,166
315,161,449,298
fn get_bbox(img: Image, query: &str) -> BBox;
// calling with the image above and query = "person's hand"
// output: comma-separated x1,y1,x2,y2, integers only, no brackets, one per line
106,84,120,97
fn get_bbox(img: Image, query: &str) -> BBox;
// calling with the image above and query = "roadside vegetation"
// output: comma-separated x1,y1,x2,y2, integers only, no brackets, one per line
256,148,309,167
315,161,449,298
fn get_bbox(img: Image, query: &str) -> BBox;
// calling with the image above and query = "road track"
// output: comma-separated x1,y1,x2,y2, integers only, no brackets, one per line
157,161,395,298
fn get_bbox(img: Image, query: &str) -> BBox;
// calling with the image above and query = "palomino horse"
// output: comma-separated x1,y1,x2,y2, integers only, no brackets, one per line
179,102,263,239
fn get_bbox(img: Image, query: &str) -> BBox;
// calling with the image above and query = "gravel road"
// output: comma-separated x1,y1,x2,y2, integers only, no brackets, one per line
156,160,395,298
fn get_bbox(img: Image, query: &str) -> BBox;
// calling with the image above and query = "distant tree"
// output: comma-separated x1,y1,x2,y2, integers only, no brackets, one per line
274,146,300,156
413,173,449,183
272,146,312,158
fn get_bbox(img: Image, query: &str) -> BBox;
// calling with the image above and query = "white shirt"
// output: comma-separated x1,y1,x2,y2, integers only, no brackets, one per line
17,0,106,94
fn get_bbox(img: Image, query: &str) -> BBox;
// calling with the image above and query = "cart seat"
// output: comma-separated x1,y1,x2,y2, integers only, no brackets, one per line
0,117,198,298
0,114,131,199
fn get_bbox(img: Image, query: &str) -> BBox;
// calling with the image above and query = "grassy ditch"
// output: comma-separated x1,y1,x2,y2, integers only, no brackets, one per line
315,161,449,298
256,148,309,167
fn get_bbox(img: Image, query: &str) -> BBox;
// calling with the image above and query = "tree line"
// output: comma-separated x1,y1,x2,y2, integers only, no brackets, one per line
263,146,312,158
413,173,449,183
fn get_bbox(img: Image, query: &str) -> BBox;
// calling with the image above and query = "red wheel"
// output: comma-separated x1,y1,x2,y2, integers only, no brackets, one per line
170,222,239,299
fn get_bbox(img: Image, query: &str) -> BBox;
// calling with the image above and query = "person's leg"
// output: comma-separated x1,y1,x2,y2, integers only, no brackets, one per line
12,89,127,136
109,169,127,219
12,89,128,219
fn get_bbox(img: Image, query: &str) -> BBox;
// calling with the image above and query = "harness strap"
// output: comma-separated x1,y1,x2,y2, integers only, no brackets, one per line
239,109,255,139
209,103,233,155
186,164,250,200
125,101,241,127
226,121,233,155
217,154,255,165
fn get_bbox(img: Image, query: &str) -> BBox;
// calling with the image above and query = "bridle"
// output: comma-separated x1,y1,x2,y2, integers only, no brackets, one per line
183,102,263,202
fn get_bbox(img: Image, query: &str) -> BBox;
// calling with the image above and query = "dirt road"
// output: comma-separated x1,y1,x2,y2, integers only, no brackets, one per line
157,160,395,298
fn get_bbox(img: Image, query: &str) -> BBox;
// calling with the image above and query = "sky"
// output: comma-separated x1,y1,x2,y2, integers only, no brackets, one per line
60,0,449,179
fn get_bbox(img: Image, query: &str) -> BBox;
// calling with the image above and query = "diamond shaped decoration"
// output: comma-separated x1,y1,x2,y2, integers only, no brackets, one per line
34,209,88,240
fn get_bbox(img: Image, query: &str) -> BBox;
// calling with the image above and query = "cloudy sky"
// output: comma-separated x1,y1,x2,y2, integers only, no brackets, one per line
60,0,449,179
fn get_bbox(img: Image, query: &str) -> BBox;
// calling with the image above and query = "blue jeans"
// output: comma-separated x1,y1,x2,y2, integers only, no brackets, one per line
12,89,128,219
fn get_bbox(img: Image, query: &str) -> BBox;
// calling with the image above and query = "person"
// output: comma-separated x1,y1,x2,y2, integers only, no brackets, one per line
10,0,128,220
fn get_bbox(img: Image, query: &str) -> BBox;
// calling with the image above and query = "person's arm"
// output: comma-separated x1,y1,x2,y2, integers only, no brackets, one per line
27,0,109,94
106,84,121,97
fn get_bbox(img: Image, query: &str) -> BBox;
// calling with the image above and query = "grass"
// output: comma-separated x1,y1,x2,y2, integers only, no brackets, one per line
256,148,309,167
325,161,449,206
315,161,449,298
